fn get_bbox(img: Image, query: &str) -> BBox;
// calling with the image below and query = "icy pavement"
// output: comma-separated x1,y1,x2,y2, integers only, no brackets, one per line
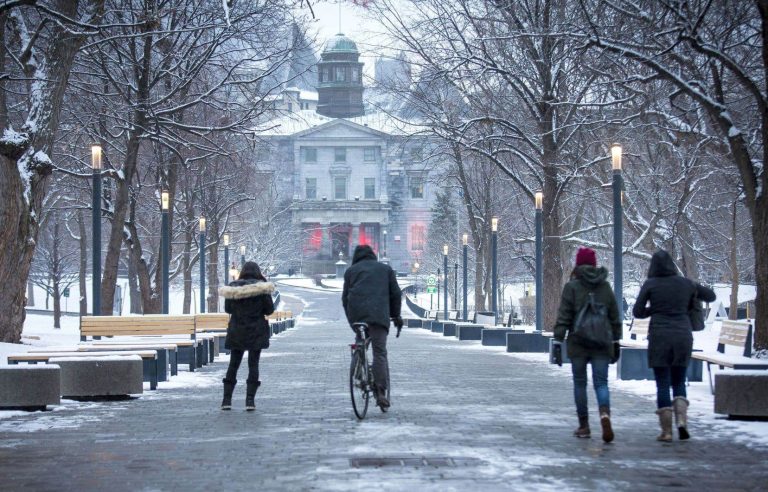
0,286,766,491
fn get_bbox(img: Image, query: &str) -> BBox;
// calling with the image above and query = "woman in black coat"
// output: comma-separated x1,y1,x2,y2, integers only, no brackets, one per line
633,250,715,441
218,261,275,411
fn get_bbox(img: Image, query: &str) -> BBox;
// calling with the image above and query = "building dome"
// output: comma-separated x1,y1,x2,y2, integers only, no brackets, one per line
323,33,359,55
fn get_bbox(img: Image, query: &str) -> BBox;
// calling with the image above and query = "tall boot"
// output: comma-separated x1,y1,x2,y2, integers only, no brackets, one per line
245,381,260,411
573,415,590,438
656,407,673,442
673,396,690,440
599,405,614,443
221,379,236,410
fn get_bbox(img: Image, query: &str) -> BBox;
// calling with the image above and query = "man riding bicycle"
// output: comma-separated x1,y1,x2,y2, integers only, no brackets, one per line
342,244,403,409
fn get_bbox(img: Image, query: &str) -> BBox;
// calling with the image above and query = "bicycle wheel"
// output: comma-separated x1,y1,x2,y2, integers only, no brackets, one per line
349,349,369,419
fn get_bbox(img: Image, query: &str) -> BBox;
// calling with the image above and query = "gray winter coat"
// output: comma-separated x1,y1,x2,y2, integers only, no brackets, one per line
633,250,716,368
342,245,402,329
220,280,275,351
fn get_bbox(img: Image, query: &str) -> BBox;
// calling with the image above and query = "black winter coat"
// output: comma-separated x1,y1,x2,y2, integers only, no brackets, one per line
553,265,622,359
220,279,275,351
342,245,402,329
633,250,716,368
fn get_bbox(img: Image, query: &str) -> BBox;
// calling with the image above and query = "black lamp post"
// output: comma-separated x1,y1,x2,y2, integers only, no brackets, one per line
491,216,498,324
454,261,458,317
199,217,206,314
161,191,170,314
443,244,449,320
462,233,468,321
91,145,102,317
382,229,387,260
223,234,230,287
437,267,441,312
535,191,543,332
611,143,624,315
240,244,246,267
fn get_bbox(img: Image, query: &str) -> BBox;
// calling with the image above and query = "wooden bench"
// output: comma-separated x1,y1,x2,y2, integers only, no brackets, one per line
7,350,160,390
692,320,768,393
81,315,199,371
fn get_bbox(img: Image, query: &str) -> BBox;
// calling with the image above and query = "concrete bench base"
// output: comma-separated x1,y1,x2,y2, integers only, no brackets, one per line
506,332,551,353
482,329,525,346
0,365,60,410
406,318,423,328
456,324,484,341
431,321,444,334
616,347,702,381
715,372,768,418
50,356,143,398
442,323,457,337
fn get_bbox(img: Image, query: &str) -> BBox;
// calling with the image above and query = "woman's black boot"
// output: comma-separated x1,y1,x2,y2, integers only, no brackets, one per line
245,381,260,411
221,379,236,410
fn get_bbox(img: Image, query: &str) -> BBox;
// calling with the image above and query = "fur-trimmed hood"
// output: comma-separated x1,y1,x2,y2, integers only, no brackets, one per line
219,280,275,300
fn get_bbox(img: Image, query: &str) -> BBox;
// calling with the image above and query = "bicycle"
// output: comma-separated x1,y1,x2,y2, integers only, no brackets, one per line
349,322,392,420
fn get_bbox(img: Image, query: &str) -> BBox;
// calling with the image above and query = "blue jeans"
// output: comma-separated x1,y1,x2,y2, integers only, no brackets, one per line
653,366,687,408
571,356,611,417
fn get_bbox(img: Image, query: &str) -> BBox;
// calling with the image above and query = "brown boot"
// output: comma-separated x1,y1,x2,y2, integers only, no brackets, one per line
573,415,590,438
599,405,614,443
656,407,673,442
673,397,690,440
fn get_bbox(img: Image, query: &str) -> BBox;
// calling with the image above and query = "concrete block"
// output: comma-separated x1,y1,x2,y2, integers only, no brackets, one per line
715,372,768,418
617,347,702,381
506,332,551,353
422,320,433,331
431,321,444,334
442,323,457,337
456,323,483,341
49,356,143,398
0,365,61,410
482,329,525,346
406,318,423,328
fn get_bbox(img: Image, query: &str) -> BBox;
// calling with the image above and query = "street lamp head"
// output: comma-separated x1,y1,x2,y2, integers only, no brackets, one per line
223,234,229,246
161,190,170,211
383,229,387,236
240,244,246,255
611,143,622,171
91,145,102,170
443,244,448,256
535,191,543,210
491,216,499,232
414,261,420,270
199,216,206,232
462,233,468,246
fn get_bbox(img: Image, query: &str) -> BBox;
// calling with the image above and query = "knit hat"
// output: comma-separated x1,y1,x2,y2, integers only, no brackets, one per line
575,247,597,267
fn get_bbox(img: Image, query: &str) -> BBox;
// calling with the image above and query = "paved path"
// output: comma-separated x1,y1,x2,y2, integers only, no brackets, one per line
1,285,767,491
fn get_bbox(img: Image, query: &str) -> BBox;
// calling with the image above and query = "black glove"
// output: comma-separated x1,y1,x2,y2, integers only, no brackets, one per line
396,327,402,338
552,341,563,367
610,342,621,364
393,316,404,329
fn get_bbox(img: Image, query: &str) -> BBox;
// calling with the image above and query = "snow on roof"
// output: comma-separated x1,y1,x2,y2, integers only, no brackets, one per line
254,109,426,137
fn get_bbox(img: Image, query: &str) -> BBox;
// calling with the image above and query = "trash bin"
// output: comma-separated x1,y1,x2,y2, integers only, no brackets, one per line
475,311,495,326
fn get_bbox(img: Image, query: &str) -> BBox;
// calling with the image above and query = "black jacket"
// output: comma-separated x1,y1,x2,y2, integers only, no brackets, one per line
342,245,402,329
220,280,275,351
553,265,622,359
633,250,716,367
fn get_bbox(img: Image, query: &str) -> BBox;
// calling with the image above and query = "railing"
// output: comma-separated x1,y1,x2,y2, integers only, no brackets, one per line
404,293,427,319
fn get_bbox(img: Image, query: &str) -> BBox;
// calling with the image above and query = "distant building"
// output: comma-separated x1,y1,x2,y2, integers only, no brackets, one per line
259,34,437,275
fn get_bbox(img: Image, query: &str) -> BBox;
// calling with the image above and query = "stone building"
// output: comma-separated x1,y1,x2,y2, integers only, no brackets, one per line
260,34,437,275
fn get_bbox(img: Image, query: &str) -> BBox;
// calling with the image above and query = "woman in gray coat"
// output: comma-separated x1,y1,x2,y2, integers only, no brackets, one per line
633,250,715,441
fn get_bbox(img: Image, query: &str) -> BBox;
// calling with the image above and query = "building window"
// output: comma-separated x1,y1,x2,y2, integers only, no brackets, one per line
411,225,425,251
305,178,317,199
364,147,376,161
351,68,359,82
305,147,317,162
322,68,329,82
410,177,424,199
334,147,346,163
335,66,345,82
288,102,292,111
334,177,347,199
364,178,375,199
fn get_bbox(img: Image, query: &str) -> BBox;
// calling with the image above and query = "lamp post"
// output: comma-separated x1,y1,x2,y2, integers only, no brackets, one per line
443,244,449,320
462,233,468,321
535,192,543,332
240,244,246,267
223,234,230,287
491,216,498,324
611,143,624,315
199,217,206,314
161,191,170,314
91,145,102,317
437,267,441,312
414,260,420,295
454,261,458,317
